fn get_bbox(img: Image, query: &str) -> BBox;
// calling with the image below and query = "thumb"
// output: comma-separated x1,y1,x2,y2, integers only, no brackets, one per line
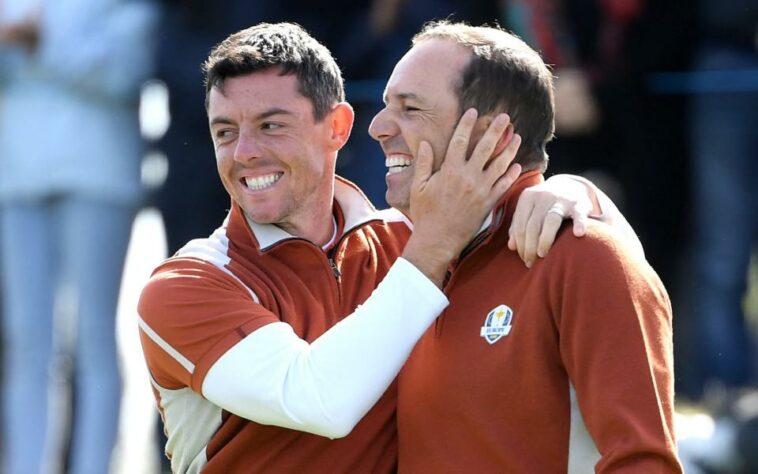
412,141,434,191
572,213,588,237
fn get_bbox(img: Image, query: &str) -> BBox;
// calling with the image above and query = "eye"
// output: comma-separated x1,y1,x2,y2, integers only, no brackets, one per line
214,128,237,141
261,122,283,130
403,105,421,112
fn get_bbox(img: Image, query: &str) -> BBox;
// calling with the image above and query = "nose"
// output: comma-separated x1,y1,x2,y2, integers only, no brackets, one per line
233,132,262,164
368,107,397,142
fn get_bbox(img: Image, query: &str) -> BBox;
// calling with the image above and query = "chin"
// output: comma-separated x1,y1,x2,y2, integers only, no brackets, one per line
386,195,410,213
241,205,282,226
385,183,410,210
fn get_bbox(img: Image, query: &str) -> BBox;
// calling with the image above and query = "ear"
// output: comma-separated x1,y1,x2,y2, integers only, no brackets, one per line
478,114,514,158
491,123,514,158
327,102,355,151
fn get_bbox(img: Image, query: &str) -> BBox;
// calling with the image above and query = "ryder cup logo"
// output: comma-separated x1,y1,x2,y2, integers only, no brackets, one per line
480,304,513,344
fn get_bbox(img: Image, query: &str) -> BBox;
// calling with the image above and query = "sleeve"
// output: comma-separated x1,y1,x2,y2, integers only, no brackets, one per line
562,173,645,260
551,225,682,472
37,0,160,102
138,258,277,391
139,257,448,439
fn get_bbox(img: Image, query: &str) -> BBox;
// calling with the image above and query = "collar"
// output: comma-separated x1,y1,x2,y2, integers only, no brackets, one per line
230,176,379,252
476,170,545,237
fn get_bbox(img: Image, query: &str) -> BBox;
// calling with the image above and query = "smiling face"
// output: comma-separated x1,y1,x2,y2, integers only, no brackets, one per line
208,68,351,242
368,39,474,214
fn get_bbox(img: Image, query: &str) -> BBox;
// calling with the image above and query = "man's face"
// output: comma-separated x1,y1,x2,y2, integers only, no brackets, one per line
369,39,473,213
208,69,337,234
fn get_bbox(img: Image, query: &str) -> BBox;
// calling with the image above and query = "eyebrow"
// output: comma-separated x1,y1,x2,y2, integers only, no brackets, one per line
209,107,294,127
383,91,426,105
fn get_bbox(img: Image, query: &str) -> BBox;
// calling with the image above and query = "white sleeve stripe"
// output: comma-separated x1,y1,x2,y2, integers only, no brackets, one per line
202,257,447,439
138,315,196,373
220,266,260,303
175,225,260,303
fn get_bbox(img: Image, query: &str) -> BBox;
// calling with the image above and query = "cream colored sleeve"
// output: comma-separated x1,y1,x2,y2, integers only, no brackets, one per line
202,257,447,438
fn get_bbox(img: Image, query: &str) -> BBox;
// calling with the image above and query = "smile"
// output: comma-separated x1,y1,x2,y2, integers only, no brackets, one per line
244,173,283,191
386,154,412,175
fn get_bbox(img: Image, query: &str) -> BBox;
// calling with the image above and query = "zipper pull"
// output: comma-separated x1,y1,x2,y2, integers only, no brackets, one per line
442,269,452,288
329,258,341,279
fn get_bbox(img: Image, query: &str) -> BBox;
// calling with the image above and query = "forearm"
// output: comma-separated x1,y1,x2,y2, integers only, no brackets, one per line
202,257,447,438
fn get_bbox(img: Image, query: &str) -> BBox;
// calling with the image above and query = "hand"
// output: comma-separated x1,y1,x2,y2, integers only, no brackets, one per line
508,175,598,267
403,108,522,286
0,15,40,50
368,0,403,35
554,68,599,136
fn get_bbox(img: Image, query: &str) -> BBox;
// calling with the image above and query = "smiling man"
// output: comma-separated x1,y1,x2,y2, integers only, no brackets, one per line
367,21,682,472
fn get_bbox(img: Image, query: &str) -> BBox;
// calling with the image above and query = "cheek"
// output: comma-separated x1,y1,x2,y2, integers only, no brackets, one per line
429,139,450,171
397,122,428,157
215,152,232,175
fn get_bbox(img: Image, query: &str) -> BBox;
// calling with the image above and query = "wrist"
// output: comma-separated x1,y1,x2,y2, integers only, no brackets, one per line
401,234,456,288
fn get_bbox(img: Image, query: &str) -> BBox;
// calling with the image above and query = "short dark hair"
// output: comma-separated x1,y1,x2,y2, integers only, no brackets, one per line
203,22,344,120
412,21,555,172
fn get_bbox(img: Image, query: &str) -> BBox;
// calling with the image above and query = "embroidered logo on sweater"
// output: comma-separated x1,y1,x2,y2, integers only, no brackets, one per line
480,304,513,344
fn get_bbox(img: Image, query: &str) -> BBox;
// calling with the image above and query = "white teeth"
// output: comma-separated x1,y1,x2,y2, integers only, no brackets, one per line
385,155,412,174
244,173,282,191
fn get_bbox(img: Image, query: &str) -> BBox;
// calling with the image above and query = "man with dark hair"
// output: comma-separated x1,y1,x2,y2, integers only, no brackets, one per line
138,21,645,473
368,21,682,472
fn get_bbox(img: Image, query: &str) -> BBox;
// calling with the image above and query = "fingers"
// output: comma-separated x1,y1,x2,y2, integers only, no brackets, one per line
468,113,511,171
572,213,589,237
508,188,568,267
412,141,434,192
446,108,478,167
508,187,531,254
536,207,565,258
521,206,546,266
483,130,519,187
489,163,522,210
484,130,521,207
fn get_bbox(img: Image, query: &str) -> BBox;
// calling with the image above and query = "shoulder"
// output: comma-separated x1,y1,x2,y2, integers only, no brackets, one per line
138,256,277,389
138,256,260,335
544,221,667,300
551,220,648,270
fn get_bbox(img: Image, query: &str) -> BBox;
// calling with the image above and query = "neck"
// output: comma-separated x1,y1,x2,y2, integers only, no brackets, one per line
277,202,335,247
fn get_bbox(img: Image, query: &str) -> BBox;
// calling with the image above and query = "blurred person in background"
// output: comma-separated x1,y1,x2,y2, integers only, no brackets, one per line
0,0,158,472
503,0,693,294
688,0,757,400
502,0,702,402
679,3,758,471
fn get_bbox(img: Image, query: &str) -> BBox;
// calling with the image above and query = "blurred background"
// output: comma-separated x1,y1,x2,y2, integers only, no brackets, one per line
0,0,756,472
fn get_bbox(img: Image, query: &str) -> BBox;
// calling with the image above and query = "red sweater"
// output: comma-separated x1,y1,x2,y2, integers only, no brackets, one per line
398,172,681,473
139,178,411,473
